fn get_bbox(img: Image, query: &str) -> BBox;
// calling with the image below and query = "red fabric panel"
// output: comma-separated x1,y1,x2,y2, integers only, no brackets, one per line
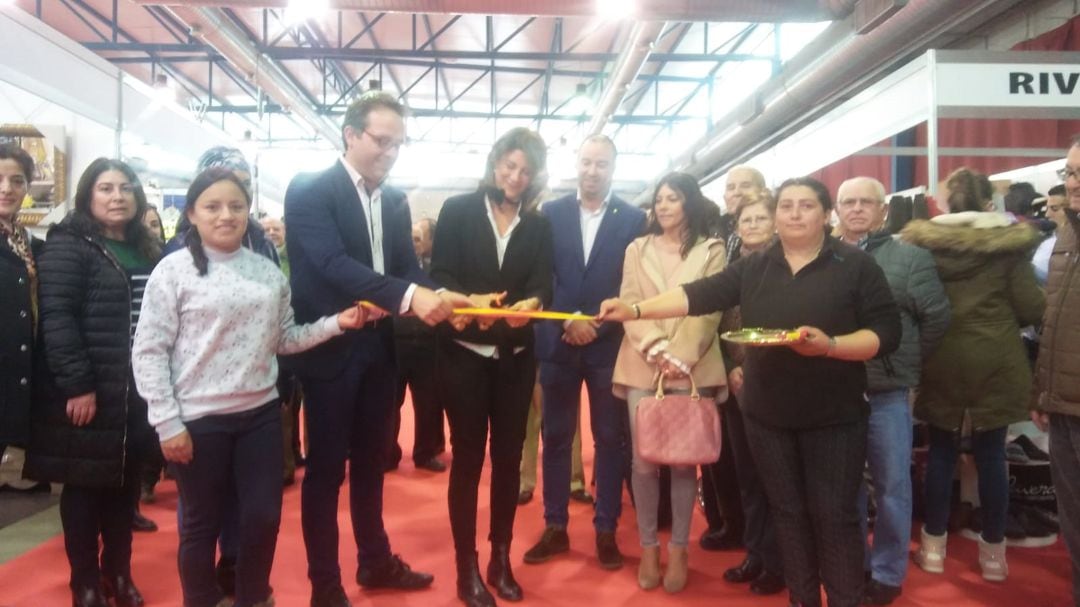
809,150,893,200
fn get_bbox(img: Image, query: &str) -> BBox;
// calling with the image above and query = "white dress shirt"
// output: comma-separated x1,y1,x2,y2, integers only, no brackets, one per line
456,196,524,358
578,189,612,263
339,157,415,313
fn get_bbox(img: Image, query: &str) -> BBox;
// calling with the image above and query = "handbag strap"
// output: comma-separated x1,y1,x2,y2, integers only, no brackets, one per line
653,373,701,401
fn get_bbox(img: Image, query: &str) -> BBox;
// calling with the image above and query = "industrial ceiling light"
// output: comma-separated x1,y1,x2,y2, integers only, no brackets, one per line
567,83,594,117
284,0,329,25
152,74,177,103
596,0,630,20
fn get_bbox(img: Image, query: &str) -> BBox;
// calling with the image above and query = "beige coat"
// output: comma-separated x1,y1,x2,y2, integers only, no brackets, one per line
612,235,728,399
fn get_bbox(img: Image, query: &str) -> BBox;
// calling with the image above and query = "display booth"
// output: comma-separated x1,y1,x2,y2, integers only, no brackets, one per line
739,49,1080,197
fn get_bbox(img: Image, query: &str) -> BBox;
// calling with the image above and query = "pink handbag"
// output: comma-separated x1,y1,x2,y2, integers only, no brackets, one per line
635,375,722,466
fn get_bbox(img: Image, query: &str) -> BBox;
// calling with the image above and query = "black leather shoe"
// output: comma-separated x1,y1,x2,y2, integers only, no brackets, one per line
416,458,447,473
456,552,496,607
569,489,594,504
723,556,762,583
72,586,109,607
101,575,145,607
750,570,786,596
596,531,623,570
356,554,434,590
517,489,534,505
486,543,523,601
522,526,569,564
699,527,742,551
132,512,158,533
862,579,902,605
310,585,352,607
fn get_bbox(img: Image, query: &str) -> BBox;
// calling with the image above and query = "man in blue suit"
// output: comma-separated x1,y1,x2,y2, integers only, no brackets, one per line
523,135,646,570
285,91,469,607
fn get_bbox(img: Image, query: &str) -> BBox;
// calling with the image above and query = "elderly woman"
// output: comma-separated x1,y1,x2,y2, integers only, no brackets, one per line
600,176,900,607
26,158,161,607
716,190,785,596
0,144,40,459
612,172,727,594
430,127,553,607
903,167,1045,583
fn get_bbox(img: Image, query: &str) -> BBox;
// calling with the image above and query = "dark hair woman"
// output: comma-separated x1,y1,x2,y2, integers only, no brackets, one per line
611,171,728,593
0,143,40,458
599,175,901,607
25,157,161,607
430,127,553,607
132,168,367,607
902,171,1046,583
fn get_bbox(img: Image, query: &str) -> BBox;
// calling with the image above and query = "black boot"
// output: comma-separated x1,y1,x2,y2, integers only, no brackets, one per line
486,543,523,601
101,575,145,607
456,552,496,607
71,585,109,607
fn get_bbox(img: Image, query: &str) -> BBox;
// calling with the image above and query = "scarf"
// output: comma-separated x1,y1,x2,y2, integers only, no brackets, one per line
0,219,38,332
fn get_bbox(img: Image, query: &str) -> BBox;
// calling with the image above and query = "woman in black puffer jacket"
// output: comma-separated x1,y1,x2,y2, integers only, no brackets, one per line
25,158,160,607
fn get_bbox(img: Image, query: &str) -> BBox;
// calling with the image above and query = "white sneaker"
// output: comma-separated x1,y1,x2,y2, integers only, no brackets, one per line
978,536,1008,582
914,526,947,574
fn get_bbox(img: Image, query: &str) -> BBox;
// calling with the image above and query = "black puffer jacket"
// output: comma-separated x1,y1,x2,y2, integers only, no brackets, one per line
24,215,151,487
0,233,42,447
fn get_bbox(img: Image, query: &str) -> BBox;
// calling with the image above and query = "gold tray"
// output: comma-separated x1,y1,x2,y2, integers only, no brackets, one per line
720,328,803,346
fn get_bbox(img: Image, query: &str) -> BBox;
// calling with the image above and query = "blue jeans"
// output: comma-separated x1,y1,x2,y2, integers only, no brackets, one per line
540,360,626,533
924,425,1009,543
857,389,912,587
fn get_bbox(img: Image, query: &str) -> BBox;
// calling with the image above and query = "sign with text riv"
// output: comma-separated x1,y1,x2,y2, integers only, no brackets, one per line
936,63,1080,108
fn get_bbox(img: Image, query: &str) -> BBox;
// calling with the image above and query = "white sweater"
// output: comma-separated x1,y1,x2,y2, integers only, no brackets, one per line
133,245,343,441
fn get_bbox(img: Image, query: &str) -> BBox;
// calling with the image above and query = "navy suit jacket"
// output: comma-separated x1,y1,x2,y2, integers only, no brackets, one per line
534,193,646,367
284,160,434,379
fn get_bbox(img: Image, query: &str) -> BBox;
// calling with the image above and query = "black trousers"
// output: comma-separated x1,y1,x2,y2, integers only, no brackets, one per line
438,339,534,556
61,459,140,589
61,407,150,591
700,402,745,538
744,415,868,607
388,335,445,465
174,402,283,607
725,398,781,574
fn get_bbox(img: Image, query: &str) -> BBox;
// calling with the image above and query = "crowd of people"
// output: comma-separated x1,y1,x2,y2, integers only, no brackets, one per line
0,90,1078,607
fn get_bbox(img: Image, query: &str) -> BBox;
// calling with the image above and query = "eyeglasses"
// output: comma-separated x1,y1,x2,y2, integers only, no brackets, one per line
362,129,408,152
1057,166,1080,181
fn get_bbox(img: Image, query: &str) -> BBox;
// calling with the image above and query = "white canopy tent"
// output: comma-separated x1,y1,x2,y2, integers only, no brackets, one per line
708,49,1080,199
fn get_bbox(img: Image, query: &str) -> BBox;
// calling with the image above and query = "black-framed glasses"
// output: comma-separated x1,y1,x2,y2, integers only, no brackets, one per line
362,129,408,152
1057,166,1080,181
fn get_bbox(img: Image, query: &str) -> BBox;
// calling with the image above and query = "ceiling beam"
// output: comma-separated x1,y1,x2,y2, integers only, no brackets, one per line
128,0,858,22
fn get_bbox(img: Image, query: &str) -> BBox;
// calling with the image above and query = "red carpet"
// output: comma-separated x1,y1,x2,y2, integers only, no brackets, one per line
0,393,1072,607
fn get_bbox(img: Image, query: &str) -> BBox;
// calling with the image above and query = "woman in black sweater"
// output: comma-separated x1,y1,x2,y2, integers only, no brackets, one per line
430,127,553,607
600,177,900,607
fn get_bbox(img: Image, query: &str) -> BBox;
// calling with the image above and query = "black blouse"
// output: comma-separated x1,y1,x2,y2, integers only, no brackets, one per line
683,236,901,429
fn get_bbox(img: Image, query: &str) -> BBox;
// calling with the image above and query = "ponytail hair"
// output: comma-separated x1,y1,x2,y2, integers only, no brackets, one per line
184,167,251,276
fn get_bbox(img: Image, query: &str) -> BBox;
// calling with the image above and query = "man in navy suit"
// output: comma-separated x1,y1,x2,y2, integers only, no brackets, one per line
522,135,646,570
285,91,469,607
